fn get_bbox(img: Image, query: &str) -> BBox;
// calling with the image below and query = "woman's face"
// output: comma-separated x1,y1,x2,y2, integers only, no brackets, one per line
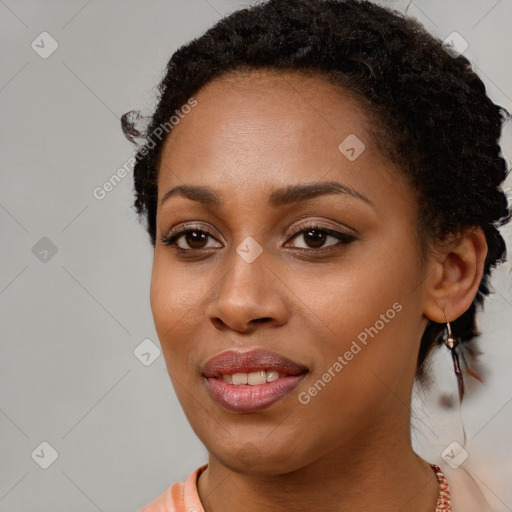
150,70,432,473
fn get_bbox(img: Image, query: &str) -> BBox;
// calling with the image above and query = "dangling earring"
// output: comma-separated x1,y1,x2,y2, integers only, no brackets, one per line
442,318,465,402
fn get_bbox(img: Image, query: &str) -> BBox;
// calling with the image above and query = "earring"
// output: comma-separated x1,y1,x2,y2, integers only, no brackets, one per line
442,319,465,402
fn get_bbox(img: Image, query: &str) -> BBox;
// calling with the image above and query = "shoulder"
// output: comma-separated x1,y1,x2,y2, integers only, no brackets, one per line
137,464,207,512
438,462,499,512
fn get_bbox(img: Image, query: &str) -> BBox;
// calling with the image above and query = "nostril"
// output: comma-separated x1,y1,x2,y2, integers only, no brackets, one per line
252,317,272,324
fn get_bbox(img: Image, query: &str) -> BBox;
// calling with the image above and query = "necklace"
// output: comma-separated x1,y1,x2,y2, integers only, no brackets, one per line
430,464,451,511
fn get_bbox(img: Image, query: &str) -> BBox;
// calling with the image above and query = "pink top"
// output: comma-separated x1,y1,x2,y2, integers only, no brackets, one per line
138,462,493,512
139,464,207,512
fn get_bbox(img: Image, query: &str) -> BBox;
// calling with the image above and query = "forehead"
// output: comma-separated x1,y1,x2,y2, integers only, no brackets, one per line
158,69,381,185
166,69,372,146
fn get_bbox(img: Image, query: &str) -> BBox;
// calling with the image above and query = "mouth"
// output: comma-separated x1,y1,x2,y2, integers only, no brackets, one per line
201,348,308,413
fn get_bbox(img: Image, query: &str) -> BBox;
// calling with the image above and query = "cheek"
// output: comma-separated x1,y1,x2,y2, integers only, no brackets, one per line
149,256,215,369
294,245,424,395
149,260,189,358
300,252,416,338
150,254,205,328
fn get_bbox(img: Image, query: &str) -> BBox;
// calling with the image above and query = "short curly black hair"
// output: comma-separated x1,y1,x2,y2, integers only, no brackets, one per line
121,0,511,399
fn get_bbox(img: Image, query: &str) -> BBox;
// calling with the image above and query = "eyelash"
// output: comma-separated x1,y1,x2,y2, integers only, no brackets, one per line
160,222,357,254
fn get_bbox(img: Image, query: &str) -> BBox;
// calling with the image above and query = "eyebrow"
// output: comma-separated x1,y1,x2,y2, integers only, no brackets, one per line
159,181,374,209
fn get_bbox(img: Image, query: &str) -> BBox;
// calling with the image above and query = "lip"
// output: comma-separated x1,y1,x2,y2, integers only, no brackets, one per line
202,348,308,413
202,348,308,377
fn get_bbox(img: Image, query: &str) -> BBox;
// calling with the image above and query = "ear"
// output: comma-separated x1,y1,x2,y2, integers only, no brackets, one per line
423,226,488,322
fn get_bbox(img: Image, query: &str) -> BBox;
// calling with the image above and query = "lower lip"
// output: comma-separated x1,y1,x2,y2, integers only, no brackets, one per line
205,374,306,413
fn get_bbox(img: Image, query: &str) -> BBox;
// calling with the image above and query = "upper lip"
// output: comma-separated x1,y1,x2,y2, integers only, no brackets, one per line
202,348,308,378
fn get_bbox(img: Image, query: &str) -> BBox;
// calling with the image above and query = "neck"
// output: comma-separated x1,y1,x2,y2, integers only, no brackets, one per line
197,413,440,512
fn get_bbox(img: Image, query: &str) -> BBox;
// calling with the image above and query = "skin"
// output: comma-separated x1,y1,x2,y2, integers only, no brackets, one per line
150,70,487,512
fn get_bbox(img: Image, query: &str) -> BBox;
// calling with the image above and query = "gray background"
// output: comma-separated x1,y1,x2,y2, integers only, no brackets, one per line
1,1,511,511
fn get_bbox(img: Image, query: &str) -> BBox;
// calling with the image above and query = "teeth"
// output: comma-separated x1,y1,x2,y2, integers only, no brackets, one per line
232,373,248,385
221,370,283,385
248,370,266,385
266,370,279,382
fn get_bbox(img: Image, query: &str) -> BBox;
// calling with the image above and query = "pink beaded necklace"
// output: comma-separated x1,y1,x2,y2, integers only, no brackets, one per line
430,464,451,511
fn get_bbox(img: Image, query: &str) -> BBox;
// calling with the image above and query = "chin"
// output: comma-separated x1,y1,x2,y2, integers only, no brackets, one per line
207,438,315,476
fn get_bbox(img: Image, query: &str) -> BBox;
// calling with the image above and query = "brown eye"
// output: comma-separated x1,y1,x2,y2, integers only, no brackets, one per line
182,230,209,249
287,225,357,250
160,226,222,250
302,228,328,249
160,223,357,253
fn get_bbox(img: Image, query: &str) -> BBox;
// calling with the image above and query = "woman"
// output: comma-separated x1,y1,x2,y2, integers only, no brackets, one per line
121,0,510,510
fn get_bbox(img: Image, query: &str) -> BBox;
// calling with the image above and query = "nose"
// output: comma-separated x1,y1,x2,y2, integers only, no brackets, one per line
206,248,289,333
